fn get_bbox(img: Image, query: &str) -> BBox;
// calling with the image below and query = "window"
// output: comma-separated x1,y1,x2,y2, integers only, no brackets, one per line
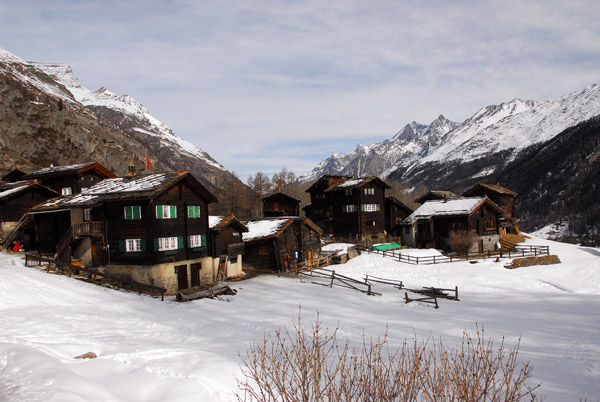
157,237,178,251
189,234,203,248
156,205,177,219
83,208,91,222
188,205,201,218
61,187,72,195
126,239,142,252
124,206,142,220
364,188,375,195
362,203,379,212
344,189,352,196
344,205,356,213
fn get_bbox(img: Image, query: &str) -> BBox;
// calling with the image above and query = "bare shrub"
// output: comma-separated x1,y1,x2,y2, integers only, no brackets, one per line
449,230,476,255
237,316,542,401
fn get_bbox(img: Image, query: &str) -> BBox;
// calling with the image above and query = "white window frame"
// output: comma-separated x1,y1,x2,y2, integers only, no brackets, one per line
344,204,356,213
157,237,178,251
364,188,375,195
363,203,378,212
83,208,91,221
61,187,72,195
126,239,142,252
156,205,177,219
189,234,203,248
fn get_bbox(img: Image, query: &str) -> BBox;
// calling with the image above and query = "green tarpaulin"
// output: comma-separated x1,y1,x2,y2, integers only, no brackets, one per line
372,243,401,251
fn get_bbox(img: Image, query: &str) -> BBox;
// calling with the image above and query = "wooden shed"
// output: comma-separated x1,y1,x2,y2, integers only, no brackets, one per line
209,215,248,279
463,183,517,234
243,217,322,272
262,192,301,217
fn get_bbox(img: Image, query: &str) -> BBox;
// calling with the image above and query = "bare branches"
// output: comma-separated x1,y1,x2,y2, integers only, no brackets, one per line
237,317,543,401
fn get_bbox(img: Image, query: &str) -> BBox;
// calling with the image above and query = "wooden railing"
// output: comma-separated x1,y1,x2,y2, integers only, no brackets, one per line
295,255,332,274
73,221,104,237
24,252,166,300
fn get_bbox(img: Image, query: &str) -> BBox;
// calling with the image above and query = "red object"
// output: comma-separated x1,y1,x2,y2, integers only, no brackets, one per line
146,155,150,169
12,241,21,252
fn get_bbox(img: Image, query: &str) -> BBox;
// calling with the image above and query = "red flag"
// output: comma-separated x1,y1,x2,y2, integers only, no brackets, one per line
146,155,150,169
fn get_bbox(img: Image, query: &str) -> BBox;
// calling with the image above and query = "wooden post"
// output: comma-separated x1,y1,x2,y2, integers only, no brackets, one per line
367,283,372,296
455,286,459,300
330,270,335,288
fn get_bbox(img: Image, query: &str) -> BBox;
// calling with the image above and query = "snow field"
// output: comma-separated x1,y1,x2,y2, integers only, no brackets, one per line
1,234,599,401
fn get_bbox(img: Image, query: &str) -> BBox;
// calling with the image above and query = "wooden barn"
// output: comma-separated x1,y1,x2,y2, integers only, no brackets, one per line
262,192,300,217
463,183,518,234
209,215,248,279
400,196,504,254
243,217,322,272
0,180,58,247
26,171,218,294
22,162,116,195
305,175,391,239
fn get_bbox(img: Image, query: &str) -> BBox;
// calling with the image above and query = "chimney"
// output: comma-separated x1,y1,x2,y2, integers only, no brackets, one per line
127,161,137,177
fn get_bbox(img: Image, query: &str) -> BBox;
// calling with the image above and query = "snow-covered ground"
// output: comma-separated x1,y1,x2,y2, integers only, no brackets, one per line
1,235,599,401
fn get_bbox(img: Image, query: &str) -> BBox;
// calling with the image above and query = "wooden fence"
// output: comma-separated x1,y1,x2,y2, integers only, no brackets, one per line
24,252,166,300
299,267,380,296
356,244,550,265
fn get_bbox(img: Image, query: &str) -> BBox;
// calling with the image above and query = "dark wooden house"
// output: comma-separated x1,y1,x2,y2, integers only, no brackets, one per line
2,168,28,183
22,162,116,196
27,171,218,294
209,215,248,279
0,180,58,247
262,192,300,217
415,190,462,204
385,197,413,235
243,217,322,272
400,196,504,253
305,175,391,239
463,183,517,234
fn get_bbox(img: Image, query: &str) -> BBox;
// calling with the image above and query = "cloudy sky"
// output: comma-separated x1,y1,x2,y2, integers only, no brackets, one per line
1,1,599,180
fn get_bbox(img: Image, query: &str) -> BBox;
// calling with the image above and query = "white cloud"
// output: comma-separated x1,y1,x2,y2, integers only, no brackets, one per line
1,0,599,181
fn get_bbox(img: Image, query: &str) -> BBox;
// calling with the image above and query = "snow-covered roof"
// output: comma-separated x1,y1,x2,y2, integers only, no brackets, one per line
403,197,487,224
27,162,97,176
0,181,57,201
243,219,290,242
0,184,30,200
325,176,391,192
209,216,224,229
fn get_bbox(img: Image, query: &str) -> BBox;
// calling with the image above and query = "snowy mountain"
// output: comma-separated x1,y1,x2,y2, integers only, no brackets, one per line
301,114,459,183
0,47,227,187
302,84,600,184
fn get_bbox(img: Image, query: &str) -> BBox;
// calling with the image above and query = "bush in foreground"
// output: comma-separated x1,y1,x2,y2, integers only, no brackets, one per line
237,315,542,401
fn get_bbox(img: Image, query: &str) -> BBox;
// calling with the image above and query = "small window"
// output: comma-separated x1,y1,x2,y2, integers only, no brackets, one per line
344,205,356,213
362,203,379,212
83,208,91,222
345,189,352,196
156,205,177,219
188,205,201,218
189,234,203,248
61,187,72,195
124,206,142,220
364,188,375,195
126,239,142,252
157,237,178,251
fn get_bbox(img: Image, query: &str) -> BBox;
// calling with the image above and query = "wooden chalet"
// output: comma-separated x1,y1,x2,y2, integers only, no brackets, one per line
400,196,504,253
22,162,116,196
385,197,413,236
305,175,391,239
209,215,248,279
262,192,300,217
415,190,462,204
243,217,322,272
2,168,28,183
463,183,518,234
0,180,58,246
26,171,218,294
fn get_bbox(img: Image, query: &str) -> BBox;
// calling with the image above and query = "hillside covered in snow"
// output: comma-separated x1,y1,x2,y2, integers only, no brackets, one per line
1,235,599,401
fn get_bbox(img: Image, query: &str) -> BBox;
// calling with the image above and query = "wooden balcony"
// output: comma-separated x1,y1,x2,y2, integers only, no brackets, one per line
73,221,104,238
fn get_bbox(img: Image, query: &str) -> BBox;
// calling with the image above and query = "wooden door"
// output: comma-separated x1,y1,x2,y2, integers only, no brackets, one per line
175,264,188,290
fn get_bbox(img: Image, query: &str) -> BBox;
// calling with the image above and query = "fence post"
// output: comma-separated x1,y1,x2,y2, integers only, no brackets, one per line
433,256,436,264
367,283,372,296
330,270,335,288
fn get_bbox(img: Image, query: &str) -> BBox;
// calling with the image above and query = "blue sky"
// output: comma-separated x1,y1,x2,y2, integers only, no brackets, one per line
1,1,599,181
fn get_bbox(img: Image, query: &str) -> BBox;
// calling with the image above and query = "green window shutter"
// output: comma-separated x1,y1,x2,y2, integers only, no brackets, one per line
177,236,184,249
188,206,193,218
124,207,131,220
156,205,163,219
187,236,192,248
171,205,177,218
376,204,381,212
153,238,159,251
201,234,206,247
119,240,126,252
140,239,147,252
361,204,365,212
133,206,141,219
